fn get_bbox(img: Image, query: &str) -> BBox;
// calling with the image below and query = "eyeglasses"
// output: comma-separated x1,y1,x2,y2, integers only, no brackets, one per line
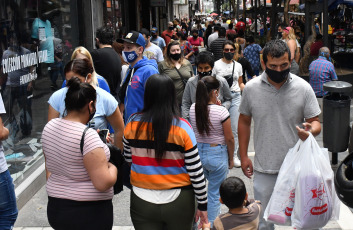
224,48,235,53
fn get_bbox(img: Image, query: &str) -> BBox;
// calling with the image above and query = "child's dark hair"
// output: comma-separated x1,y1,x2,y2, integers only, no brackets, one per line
65,77,96,113
220,177,246,209
196,51,214,68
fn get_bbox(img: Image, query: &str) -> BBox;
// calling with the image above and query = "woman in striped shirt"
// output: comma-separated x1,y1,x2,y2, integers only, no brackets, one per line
42,77,117,230
189,76,235,226
123,74,208,230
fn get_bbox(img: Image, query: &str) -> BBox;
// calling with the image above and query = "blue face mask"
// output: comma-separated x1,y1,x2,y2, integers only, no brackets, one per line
123,50,138,63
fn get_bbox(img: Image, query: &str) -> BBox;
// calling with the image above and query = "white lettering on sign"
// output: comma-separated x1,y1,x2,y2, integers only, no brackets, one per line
2,50,48,74
20,72,38,85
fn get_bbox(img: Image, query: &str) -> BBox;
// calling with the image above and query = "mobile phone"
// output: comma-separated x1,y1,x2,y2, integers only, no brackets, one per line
99,129,109,142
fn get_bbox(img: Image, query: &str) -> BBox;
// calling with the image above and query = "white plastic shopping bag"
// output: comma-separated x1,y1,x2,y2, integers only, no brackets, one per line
264,139,303,226
291,133,340,229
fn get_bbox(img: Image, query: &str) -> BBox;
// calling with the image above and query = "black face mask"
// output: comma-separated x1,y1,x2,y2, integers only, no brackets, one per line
224,52,234,60
168,26,174,31
277,32,282,38
152,35,157,38
198,70,212,78
266,67,290,83
88,105,96,123
170,53,181,61
193,35,198,39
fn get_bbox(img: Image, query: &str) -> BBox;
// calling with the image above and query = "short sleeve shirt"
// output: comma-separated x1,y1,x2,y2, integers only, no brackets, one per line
188,37,204,53
143,43,164,63
213,59,243,92
239,73,321,173
150,37,166,50
189,104,230,145
42,118,113,201
243,44,262,71
48,87,118,130
0,94,7,173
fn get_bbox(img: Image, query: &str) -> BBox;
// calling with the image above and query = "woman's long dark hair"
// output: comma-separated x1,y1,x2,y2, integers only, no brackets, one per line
134,74,179,161
195,76,220,136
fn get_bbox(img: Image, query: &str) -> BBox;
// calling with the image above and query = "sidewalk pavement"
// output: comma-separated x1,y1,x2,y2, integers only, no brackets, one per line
14,125,353,229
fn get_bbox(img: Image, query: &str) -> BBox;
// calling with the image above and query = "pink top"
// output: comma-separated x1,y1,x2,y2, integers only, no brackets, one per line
189,104,230,145
42,118,113,201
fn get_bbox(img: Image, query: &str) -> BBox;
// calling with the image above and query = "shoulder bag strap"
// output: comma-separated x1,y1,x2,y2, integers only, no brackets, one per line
232,60,235,77
175,67,186,83
80,127,90,154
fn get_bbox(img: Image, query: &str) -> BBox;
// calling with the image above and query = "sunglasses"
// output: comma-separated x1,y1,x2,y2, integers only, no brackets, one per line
224,48,235,52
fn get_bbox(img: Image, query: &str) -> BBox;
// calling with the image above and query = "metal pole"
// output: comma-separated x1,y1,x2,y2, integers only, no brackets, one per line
255,0,257,37
323,0,328,46
332,152,338,165
304,1,310,43
236,0,239,19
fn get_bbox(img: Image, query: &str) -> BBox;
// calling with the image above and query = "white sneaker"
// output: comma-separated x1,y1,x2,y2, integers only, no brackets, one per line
233,156,241,168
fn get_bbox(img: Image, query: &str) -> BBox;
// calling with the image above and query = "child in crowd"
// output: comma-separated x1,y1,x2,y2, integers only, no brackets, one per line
212,177,262,230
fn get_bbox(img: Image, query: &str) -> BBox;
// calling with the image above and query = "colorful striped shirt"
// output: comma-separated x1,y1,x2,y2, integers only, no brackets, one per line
123,114,207,210
309,56,338,97
42,118,113,201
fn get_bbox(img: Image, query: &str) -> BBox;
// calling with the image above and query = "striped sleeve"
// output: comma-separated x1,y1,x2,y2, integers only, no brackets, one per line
182,119,208,211
123,136,132,163
219,106,230,123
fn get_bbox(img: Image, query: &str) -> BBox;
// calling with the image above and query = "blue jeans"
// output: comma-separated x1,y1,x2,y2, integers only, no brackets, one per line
198,143,229,225
0,170,18,229
229,91,241,157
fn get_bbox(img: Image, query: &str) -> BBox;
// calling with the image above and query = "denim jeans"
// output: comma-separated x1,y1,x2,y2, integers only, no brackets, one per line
0,170,18,229
198,143,229,225
229,91,241,157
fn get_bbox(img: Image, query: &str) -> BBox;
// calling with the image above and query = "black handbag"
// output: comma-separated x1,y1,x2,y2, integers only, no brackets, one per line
223,61,235,88
80,127,126,194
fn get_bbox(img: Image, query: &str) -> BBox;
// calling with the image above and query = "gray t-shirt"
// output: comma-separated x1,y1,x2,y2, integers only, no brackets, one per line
0,94,7,173
143,43,164,63
239,72,321,174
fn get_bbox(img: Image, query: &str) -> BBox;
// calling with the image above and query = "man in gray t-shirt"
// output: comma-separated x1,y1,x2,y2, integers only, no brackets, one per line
238,40,321,230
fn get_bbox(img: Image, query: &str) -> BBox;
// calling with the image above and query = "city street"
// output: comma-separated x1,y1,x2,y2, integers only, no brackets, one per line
13,122,353,229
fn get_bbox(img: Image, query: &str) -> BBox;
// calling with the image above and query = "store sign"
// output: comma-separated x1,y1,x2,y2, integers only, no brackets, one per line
150,0,166,6
173,0,187,4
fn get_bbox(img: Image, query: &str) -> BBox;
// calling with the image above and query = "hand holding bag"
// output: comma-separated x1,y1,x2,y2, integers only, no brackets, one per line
291,133,340,229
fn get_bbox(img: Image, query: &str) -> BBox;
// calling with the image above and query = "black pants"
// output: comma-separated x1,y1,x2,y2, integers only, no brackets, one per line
130,188,196,230
47,196,113,230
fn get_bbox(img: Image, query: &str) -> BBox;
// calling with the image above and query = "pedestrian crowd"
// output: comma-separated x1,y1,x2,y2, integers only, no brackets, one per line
3,14,341,230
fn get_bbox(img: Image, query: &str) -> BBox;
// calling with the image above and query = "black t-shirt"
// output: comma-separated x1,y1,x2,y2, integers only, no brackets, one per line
91,47,122,96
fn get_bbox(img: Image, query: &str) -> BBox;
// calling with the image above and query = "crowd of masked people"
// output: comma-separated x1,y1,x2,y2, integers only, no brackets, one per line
2,14,324,230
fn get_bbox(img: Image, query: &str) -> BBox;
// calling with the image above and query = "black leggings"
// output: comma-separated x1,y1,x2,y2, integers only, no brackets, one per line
47,196,113,230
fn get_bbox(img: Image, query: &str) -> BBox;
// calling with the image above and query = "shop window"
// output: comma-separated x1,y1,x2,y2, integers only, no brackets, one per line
0,0,80,185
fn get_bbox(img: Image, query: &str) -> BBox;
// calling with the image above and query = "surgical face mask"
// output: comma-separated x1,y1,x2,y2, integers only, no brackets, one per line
224,52,234,60
169,52,181,61
266,67,290,83
197,70,212,78
123,50,138,63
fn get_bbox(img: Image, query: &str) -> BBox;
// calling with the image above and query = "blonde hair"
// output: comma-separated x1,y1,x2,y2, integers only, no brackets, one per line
288,27,296,41
71,46,98,87
233,43,240,61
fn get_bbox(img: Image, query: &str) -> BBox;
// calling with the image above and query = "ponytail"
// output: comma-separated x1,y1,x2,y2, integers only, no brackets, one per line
195,76,220,136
